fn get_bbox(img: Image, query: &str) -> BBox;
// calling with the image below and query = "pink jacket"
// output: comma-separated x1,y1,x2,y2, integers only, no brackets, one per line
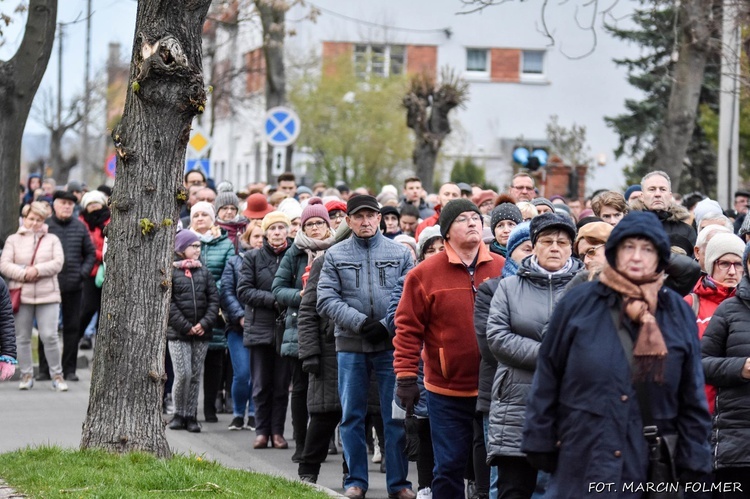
0,225,64,305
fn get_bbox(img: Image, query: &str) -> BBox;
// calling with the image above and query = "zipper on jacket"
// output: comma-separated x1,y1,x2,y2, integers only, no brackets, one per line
547,274,553,315
190,271,198,325
379,267,385,287
366,241,375,318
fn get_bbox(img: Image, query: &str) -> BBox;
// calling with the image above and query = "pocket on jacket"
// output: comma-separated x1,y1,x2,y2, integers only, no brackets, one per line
335,262,362,288
375,260,400,287
492,367,510,401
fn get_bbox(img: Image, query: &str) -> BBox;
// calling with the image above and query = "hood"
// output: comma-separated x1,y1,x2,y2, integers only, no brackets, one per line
604,211,672,272
693,275,736,304
629,196,691,223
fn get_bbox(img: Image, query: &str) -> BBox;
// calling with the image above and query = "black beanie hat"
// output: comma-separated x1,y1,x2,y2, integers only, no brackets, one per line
530,212,577,246
604,211,671,272
439,199,482,238
490,203,523,233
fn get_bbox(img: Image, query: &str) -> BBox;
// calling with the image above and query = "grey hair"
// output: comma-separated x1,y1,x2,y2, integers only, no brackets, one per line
697,212,733,232
695,224,731,250
641,170,671,190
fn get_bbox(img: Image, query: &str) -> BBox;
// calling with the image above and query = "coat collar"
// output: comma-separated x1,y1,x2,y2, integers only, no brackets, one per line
444,240,494,266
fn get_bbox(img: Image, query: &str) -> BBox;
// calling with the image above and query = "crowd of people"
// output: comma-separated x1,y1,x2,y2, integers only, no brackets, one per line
1,169,750,499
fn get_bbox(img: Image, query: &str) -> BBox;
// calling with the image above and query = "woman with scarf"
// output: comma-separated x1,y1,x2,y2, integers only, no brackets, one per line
500,221,532,279
486,213,583,498
78,190,110,349
214,190,249,254
521,211,711,498
237,211,293,450
272,198,337,462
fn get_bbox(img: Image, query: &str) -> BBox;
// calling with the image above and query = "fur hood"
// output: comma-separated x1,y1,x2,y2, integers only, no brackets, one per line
629,197,691,223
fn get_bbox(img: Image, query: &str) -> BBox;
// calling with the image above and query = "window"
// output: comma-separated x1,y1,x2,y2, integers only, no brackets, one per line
466,48,488,72
354,44,406,79
522,50,545,75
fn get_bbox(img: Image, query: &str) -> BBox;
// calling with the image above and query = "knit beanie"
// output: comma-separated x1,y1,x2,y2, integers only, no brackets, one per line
438,199,482,238
300,198,331,228
530,212,577,246
297,186,313,197
394,234,417,257
261,211,291,232
705,233,745,278
278,197,303,221
573,221,612,256
214,191,239,213
506,222,531,259
624,185,642,201
325,199,348,214
417,225,442,260
694,198,723,227
531,197,555,213
381,205,400,220
81,190,108,210
191,201,216,223
490,203,523,233
175,230,200,253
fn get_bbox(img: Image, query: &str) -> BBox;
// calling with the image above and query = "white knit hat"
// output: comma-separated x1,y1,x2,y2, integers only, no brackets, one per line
278,197,302,221
693,198,723,227
80,190,108,210
705,233,745,278
190,201,216,223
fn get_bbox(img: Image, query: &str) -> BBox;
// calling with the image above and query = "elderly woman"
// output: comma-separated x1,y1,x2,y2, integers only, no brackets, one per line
522,211,711,498
237,211,293,450
573,221,612,273
272,198,336,462
485,213,584,497
0,202,65,391
701,241,750,496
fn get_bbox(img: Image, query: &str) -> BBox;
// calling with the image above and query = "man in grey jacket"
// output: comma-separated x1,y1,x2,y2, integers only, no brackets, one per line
317,194,415,499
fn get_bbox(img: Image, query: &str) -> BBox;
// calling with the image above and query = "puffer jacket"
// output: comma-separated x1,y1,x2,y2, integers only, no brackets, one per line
701,275,750,469
237,239,290,347
167,260,220,342
79,209,109,276
199,229,234,349
317,230,413,353
220,255,244,334
485,255,583,460
272,243,306,358
298,256,340,414
45,215,96,292
0,225,64,305
0,278,16,358
475,276,502,414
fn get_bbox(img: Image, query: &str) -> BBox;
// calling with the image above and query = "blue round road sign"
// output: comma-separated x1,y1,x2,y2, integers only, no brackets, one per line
264,106,301,147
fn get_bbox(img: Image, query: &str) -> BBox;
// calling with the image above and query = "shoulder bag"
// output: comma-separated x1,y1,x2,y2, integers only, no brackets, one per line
9,235,44,314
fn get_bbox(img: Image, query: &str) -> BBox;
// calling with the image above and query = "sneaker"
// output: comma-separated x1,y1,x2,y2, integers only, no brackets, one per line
246,415,256,431
416,488,432,499
19,374,34,390
228,417,245,431
299,474,317,484
372,445,382,463
52,375,68,392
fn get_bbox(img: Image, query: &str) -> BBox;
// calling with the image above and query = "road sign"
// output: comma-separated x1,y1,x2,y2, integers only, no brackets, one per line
105,153,117,178
186,158,211,178
188,124,212,156
264,106,300,147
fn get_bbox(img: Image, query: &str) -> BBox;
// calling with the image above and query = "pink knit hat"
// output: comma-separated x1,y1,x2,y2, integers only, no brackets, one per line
300,198,331,228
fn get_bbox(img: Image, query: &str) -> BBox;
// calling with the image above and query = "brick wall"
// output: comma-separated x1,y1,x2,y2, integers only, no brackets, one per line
406,45,437,78
322,41,353,77
490,48,520,83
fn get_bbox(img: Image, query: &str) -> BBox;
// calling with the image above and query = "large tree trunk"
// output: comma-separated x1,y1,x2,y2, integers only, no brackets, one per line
0,0,57,246
80,0,212,457
653,0,713,193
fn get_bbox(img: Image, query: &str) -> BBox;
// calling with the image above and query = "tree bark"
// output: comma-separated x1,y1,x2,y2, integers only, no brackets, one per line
0,0,57,246
80,0,212,458
653,0,713,193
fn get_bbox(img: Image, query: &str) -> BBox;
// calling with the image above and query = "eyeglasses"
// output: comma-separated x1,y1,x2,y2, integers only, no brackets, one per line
454,215,482,224
219,206,238,213
537,238,571,248
330,212,345,220
188,243,202,249
304,221,327,229
583,244,604,258
715,260,744,272
512,185,535,191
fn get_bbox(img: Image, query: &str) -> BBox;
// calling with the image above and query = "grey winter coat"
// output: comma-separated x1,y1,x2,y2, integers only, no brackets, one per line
317,231,413,353
486,256,583,460
474,276,502,414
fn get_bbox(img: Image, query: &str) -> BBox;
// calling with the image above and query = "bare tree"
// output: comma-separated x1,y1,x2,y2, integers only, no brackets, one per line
80,0,212,457
403,68,469,190
31,87,83,184
0,0,57,245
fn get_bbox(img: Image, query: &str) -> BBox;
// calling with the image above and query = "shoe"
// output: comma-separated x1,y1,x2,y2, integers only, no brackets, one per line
246,416,256,431
299,474,317,484
291,447,302,463
344,486,366,499
253,435,269,449
416,488,432,499
272,434,289,449
63,372,79,381
467,480,477,499
328,437,338,455
79,337,93,350
163,394,174,415
372,445,382,463
52,375,68,392
35,372,51,381
388,489,416,499
204,412,218,423
168,415,186,430
19,374,34,390
228,417,245,431
185,417,201,433
380,458,386,474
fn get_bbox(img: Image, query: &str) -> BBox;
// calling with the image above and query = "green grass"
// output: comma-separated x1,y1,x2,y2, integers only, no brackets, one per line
0,446,330,498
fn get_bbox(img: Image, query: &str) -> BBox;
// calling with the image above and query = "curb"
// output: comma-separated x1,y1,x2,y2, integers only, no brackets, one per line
0,479,25,498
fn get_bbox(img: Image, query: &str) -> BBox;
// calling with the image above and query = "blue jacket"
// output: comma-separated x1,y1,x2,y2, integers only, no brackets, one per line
220,255,244,334
317,230,413,353
522,281,711,498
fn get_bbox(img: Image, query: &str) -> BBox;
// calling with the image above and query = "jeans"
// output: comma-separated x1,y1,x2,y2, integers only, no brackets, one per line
427,391,476,499
226,330,254,418
337,350,411,494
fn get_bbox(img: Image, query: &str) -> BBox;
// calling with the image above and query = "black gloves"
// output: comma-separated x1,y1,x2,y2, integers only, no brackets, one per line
396,376,420,414
302,356,321,376
361,318,389,344
526,452,558,473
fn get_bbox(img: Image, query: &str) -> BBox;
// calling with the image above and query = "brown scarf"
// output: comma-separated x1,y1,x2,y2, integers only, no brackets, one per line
599,264,668,383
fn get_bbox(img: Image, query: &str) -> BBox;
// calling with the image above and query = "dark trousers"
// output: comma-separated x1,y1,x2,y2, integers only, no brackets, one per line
39,289,82,376
416,418,435,490
298,410,342,477
473,411,491,496
290,358,309,450
427,392,476,499
79,276,101,338
495,456,537,499
203,347,224,418
250,344,291,436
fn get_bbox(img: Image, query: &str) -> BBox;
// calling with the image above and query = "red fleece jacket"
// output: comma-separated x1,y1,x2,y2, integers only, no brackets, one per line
393,241,504,397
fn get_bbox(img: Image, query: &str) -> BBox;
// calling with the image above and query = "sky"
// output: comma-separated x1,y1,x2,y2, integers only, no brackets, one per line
0,0,138,135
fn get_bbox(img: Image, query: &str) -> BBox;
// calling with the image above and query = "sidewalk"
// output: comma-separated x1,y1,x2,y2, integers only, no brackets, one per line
0,353,415,499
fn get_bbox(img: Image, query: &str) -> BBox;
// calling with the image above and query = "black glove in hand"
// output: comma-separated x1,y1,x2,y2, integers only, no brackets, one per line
396,376,420,414
526,452,558,473
301,356,321,376
360,318,389,344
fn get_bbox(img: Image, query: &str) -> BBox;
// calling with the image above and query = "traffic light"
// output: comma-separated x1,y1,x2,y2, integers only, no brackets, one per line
512,147,548,172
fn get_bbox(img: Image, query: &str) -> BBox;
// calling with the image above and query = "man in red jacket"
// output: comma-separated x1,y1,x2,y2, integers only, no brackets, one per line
394,198,504,498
